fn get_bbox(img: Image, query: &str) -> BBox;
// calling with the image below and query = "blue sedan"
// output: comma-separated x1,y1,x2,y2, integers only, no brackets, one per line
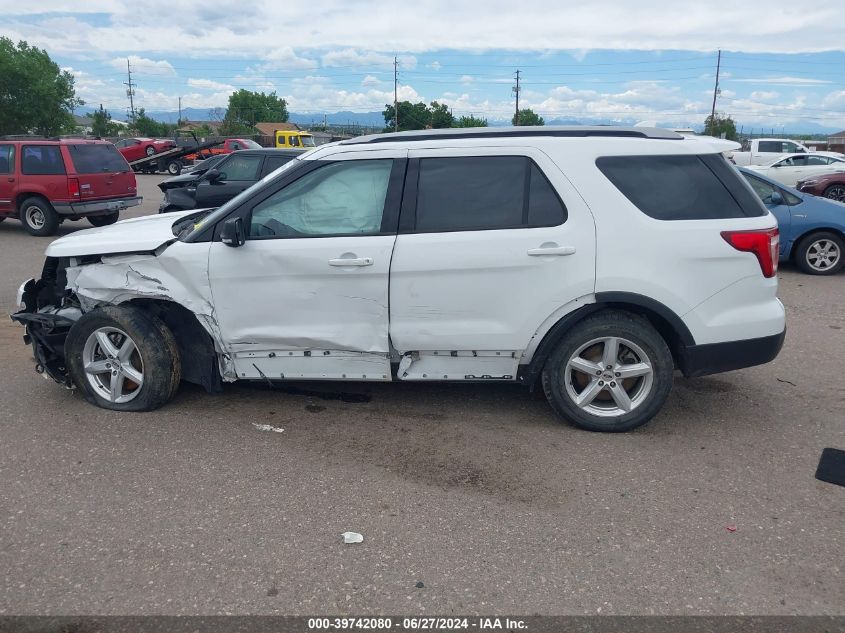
739,167,845,275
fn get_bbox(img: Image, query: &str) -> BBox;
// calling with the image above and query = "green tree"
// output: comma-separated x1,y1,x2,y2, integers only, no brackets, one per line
0,37,83,135
454,114,488,128
704,113,737,140
221,89,288,134
132,108,175,137
429,101,454,128
513,108,544,126
382,101,432,132
91,104,121,137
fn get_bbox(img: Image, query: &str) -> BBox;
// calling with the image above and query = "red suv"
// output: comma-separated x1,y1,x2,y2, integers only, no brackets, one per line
0,138,141,236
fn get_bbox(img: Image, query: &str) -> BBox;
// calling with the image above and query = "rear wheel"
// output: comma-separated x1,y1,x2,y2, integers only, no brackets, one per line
20,197,59,236
542,311,673,432
823,184,845,202
65,305,182,411
794,231,844,275
88,211,120,227
166,160,182,175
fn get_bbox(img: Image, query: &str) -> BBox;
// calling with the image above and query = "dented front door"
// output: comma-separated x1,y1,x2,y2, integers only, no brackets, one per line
207,152,406,381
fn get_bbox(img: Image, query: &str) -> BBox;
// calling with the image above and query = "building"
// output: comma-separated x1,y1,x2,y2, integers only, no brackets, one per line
828,130,845,154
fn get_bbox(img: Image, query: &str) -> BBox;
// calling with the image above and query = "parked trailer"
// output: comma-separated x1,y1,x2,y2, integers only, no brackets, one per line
128,139,224,175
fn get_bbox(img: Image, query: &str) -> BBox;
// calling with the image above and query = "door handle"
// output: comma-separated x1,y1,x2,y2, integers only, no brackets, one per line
329,257,373,267
527,245,576,256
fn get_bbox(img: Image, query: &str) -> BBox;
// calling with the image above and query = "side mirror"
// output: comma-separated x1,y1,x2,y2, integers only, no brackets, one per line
220,217,246,247
770,190,784,205
205,168,222,182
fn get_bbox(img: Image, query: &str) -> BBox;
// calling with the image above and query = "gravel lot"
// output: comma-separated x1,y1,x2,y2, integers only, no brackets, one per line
0,174,842,615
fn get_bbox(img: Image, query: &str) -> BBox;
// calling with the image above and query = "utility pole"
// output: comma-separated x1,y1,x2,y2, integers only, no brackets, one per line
393,56,399,132
709,49,721,136
124,58,136,123
178,96,182,125
513,70,521,126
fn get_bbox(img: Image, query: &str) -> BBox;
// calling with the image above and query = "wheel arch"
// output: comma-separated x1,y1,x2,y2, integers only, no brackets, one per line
518,292,694,387
125,298,223,393
786,227,845,259
15,192,52,210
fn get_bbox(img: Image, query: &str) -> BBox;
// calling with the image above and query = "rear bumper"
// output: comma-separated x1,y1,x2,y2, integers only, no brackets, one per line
679,328,786,378
52,196,142,216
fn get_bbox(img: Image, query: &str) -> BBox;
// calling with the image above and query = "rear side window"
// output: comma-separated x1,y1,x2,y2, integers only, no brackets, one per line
596,154,767,220
0,145,14,174
758,141,783,153
68,144,129,173
414,156,567,232
261,155,295,177
21,145,66,175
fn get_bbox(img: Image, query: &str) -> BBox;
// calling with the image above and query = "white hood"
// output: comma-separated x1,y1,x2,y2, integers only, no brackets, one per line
46,210,197,258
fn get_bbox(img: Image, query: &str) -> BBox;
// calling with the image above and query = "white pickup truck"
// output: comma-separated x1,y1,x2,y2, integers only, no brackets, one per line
730,138,843,166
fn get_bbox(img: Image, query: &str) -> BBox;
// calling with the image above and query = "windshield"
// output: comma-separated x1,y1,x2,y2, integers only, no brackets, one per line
241,139,263,149
179,155,305,241
302,135,316,147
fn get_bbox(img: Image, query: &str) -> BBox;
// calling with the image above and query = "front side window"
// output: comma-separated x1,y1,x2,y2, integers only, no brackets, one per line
597,154,767,220
21,145,65,175
219,154,262,180
249,159,393,238
290,136,300,147
758,141,781,153
784,142,800,153
742,173,801,206
414,156,567,232
0,145,14,174
261,155,296,177
807,156,830,166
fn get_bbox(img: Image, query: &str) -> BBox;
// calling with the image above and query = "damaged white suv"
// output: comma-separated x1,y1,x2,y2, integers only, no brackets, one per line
12,127,786,432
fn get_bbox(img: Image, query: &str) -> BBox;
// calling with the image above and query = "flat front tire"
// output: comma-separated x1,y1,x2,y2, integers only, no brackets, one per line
65,305,182,411
20,197,59,236
542,311,673,432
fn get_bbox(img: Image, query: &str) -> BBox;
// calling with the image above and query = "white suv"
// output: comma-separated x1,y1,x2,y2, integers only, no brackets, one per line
12,127,785,432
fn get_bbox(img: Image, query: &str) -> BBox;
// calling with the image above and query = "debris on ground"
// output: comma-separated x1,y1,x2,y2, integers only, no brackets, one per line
342,531,364,544
725,524,737,532
252,423,285,433
415,581,425,588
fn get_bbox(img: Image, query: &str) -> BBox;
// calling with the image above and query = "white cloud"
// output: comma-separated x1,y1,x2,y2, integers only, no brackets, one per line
361,75,381,87
263,46,318,70
750,91,779,101
109,55,176,76
427,61,441,70
187,78,235,91
322,49,393,68
732,76,833,86
460,75,474,85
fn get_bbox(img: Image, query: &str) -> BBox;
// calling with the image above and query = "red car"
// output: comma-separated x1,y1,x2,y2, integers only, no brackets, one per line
0,138,141,236
114,137,176,163
182,138,262,162
797,172,845,202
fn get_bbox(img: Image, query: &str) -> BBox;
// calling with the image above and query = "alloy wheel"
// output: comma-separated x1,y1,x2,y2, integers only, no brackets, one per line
82,327,145,403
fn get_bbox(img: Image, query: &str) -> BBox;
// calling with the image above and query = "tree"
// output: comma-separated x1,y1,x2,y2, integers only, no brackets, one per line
221,89,288,134
382,101,432,132
513,108,544,126
454,114,488,128
91,104,121,137
0,37,83,136
429,101,454,128
132,108,175,137
704,113,737,140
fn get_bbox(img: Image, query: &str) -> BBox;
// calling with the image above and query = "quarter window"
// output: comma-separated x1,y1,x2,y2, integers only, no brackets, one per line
414,156,567,232
249,159,393,238
21,145,66,175
597,154,767,220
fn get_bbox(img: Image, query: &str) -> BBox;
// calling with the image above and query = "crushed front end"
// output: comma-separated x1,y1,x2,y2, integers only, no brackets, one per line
11,257,85,386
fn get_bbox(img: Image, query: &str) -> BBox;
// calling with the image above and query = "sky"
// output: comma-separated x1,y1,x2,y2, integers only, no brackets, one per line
2,0,845,132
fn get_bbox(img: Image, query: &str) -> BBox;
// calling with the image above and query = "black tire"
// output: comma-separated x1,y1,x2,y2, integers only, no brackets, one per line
794,231,844,275
65,305,182,411
166,160,182,175
541,311,673,432
19,197,60,236
88,211,120,227
145,145,156,157
823,184,845,202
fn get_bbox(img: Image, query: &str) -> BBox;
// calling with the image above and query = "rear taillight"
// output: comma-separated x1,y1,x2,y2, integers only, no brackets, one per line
721,228,780,278
67,177,80,198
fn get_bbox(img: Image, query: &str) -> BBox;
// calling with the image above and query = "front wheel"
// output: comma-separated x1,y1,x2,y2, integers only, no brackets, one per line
823,184,845,202
542,311,673,432
794,231,844,275
88,211,120,227
145,145,156,157
20,197,59,236
65,306,182,411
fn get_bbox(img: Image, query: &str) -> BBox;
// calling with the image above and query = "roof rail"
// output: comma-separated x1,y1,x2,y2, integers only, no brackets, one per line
340,125,684,145
0,134,61,141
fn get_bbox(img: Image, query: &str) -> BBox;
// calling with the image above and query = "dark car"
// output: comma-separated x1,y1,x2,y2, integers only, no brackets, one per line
158,149,304,213
184,154,227,175
796,171,845,202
